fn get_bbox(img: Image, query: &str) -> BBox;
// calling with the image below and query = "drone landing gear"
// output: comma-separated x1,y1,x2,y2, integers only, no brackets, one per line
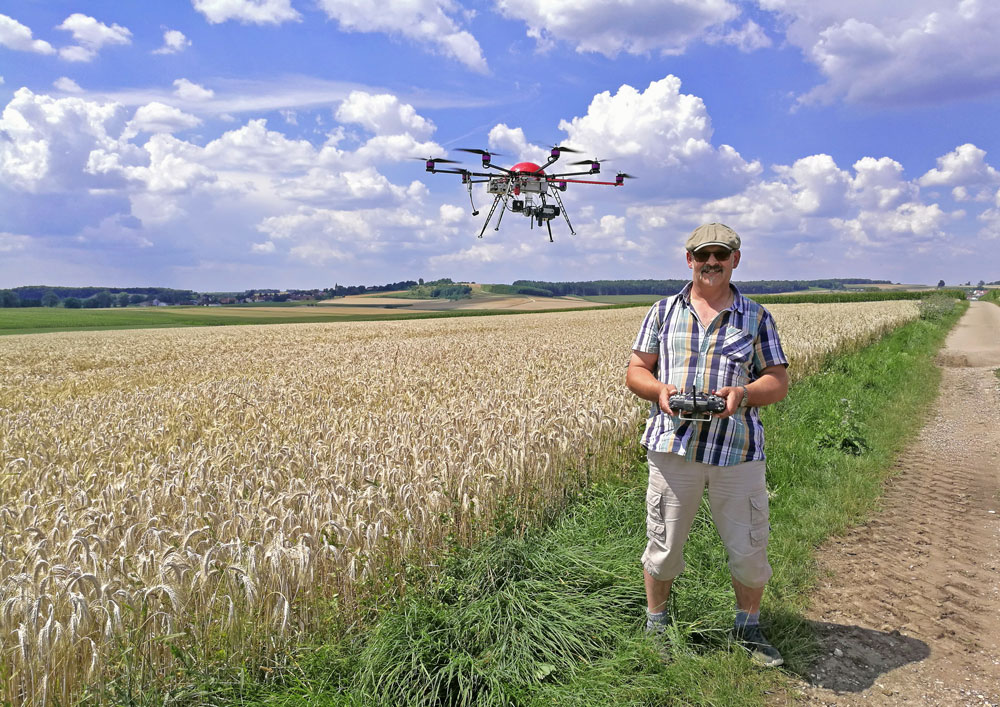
550,188,576,236
477,194,504,238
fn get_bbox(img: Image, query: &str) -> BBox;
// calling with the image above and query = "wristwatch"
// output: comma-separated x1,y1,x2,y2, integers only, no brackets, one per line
738,385,749,408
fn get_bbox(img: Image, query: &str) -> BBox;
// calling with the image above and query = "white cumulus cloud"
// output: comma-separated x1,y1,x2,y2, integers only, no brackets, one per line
153,29,191,54
128,103,202,135
760,0,1000,105
495,0,740,56
56,13,132,62
316,0,487,72
173,78,215,101
556,76,761,198
0,13,55,54
0,88,128,193
192,0,301,25
335,91,435,138
706,19,772,52
53,77,83,93
918,143,1000,190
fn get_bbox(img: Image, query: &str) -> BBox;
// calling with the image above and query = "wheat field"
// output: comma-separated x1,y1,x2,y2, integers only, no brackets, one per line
0,301,918,704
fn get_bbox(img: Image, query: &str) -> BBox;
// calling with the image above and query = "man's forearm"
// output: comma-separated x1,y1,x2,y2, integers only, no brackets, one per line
626,365,665,403
744,368,788,407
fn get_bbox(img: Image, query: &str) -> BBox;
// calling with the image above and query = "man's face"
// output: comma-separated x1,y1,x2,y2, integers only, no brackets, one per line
686,246,740,288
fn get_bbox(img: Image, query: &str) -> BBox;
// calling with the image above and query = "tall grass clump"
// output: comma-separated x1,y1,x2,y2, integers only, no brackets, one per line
917,293,959,319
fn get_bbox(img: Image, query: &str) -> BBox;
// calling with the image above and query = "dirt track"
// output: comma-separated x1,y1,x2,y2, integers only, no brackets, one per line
790,301,1000,706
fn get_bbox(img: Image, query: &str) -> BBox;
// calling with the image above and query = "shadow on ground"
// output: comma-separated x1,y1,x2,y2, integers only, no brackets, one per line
798,620,929,692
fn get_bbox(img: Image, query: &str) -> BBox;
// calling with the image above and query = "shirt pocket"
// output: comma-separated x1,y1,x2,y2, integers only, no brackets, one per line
721,325,754,363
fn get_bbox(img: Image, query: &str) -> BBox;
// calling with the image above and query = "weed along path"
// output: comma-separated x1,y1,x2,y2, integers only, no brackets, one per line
791,301,1000,705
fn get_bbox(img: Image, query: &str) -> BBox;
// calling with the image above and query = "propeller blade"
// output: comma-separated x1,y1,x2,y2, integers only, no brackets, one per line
550,145,582,153
411,157,460,164
616,172,638,179
456,148,501,156
568,158,603,166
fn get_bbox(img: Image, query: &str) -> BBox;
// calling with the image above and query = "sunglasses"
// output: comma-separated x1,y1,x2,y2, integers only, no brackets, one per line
691,248,733,262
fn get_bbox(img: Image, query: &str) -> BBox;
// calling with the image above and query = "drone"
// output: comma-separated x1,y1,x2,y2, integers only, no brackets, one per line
416,146,634,241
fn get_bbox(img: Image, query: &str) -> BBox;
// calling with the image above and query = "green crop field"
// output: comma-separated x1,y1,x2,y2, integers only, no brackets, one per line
0,303,616,336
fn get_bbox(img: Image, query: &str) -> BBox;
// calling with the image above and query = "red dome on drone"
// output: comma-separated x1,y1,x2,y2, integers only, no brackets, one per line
511,162,544,174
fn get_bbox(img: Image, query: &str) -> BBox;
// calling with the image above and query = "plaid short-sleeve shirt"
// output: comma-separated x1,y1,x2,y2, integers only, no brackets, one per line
631,283,788,466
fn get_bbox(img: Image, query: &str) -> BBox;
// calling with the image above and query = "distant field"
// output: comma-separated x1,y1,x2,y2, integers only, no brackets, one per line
2,287,954,336
0,297,611,336
581,294,663,304
323,290,603,311
843,282,934,291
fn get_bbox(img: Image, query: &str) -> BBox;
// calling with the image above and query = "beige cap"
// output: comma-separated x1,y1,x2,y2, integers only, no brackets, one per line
685,222,741,252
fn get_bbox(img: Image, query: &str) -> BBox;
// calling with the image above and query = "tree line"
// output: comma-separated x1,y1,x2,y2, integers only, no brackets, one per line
0,281,422,308
507,278,893,297
1,287,198,308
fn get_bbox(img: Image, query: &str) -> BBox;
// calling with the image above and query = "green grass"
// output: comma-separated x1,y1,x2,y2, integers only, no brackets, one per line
122,300,965,706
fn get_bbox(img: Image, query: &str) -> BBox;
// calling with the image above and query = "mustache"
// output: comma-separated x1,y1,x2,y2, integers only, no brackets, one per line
700,266,723,274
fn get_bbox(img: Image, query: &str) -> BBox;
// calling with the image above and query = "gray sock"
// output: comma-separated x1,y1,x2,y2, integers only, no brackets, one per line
646,609,670,631
734,610,760,630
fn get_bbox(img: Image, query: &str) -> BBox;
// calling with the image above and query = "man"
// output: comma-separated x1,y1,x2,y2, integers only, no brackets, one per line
625,222,789,667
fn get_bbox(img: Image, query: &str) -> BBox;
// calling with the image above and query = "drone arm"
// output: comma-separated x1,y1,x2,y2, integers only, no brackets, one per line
483,162,514,175
546,171,599,178
550,178,622,186
537,156,560,172
428,168,469,175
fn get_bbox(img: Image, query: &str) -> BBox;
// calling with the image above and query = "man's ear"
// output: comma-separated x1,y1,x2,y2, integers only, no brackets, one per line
685,250,694,270
732,250,741,269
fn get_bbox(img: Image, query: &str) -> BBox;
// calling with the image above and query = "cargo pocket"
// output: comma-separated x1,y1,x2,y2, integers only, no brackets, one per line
646,490,665,542
749,491,770,547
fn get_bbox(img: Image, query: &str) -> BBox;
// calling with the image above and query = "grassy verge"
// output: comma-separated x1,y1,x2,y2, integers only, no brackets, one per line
100,303,965,706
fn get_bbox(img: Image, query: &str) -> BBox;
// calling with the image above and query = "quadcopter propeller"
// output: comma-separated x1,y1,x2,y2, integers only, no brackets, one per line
549,145,581,153
457,147,501,165
568,158,606,166
411,156,460,164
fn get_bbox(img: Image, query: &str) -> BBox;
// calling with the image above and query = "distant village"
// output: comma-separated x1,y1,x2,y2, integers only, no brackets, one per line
0,282,420,308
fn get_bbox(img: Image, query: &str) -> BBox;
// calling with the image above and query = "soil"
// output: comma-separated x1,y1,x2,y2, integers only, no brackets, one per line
786,301,1000,706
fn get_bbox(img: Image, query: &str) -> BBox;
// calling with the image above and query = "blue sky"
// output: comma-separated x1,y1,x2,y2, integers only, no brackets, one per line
2,0,1000,290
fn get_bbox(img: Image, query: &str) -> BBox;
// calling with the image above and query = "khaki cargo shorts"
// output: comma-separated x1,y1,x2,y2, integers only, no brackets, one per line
641,449,772,588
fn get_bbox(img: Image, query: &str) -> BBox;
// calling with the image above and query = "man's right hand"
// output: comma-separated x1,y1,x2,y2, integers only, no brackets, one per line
659,383,679,416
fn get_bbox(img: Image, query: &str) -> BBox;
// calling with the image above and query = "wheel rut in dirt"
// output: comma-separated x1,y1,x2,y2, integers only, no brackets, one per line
790,301,1000,706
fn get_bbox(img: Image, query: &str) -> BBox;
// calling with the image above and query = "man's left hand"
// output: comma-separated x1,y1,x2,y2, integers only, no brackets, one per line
712,386,744,419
